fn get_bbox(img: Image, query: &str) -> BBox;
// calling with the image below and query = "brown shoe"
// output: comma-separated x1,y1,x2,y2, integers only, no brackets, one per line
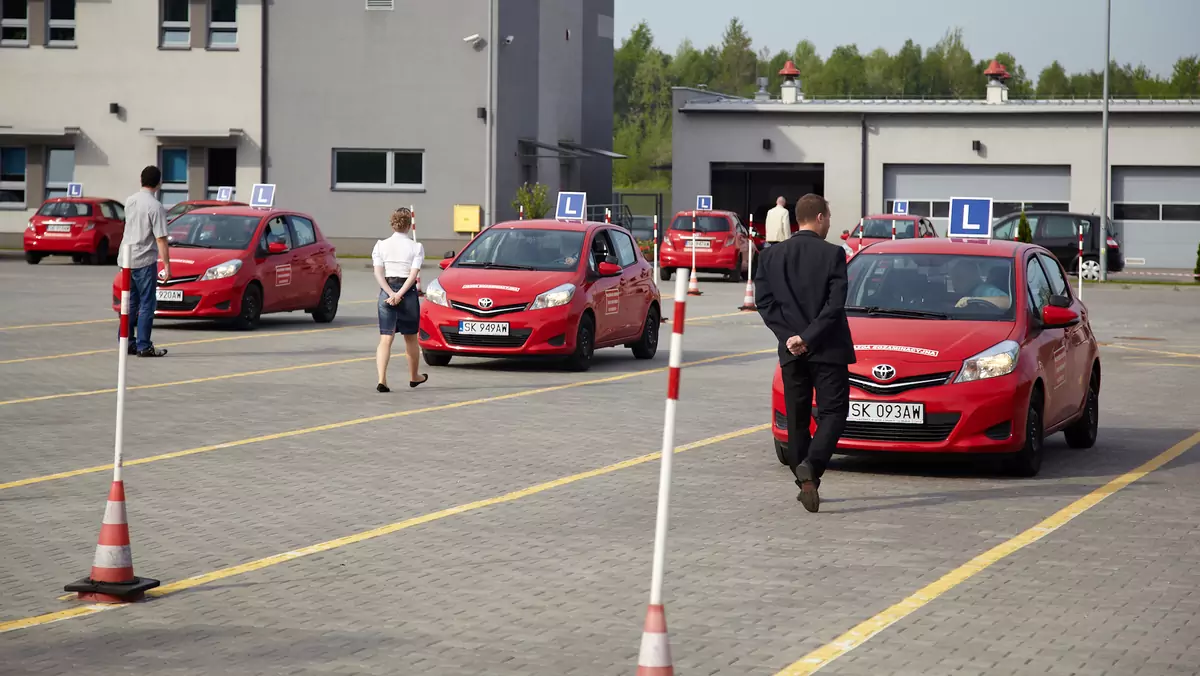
795,464,820,513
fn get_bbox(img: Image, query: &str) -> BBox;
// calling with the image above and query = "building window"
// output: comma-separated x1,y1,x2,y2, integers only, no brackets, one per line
1,0,28,46
365,0,394,9
0,147,27,207
1113,203,1160,221
205,147,237,199
332,149,424,191
930,201,950,218
1026,202,1070,212
46,0,74,45
1160,204,1200,222
159,147,188,208
208,0,236,48
160,0,189,47
45,148,76,199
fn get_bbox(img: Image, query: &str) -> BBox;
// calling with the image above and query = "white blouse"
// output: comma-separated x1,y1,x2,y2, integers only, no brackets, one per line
371,232,425,277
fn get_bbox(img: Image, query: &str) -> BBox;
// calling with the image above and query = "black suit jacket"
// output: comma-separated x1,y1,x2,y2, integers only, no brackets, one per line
754,230,856,366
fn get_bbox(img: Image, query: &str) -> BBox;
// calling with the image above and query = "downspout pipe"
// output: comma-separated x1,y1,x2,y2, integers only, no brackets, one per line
860,114,868,218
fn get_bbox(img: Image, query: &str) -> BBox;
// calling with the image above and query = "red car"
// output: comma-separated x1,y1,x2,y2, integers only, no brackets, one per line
420,219,661,371
110,206,342,330
842,214,938,255
770,238,1100,477
166,199,248,222
658,210,755,282
24,196,127,265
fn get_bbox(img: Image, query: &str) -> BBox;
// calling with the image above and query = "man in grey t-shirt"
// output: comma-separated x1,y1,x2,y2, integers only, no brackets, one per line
121,166,172,357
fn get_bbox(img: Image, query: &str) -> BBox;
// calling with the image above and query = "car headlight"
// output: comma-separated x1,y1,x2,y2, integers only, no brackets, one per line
954,340,1020,383
529,283,576,310
198,258,243,281
424,278,450,307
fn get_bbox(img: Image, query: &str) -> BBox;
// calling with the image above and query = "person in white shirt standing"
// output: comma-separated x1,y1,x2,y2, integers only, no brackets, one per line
372,207,428,392
765,196,792,246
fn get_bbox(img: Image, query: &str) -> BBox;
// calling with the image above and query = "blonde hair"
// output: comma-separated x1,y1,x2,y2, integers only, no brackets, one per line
390,207,413,233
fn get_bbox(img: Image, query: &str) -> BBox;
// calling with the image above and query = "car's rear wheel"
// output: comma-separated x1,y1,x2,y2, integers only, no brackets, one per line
1063,369,1099,449
774,439,788,466
310,278,340,323
1006,389,1044,477
89,239,109,266
659,267,673,282
423,351,452,367
630,305,659,360
563,314,595,372
1079,256,1101,281
24,252,42,265
726,255,745,282
233,284,263,331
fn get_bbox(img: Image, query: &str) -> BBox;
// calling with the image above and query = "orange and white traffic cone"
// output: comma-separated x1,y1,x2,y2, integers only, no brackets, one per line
686,268,702,296
64,480,159,603
738,278,756,311
637,604,674,675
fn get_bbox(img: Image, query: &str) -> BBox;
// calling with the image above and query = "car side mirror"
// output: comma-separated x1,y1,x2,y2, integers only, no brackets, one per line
1041,303,1079,328
840,231,850,240
439,258,453,270
267,241,289,254
597,261,622,277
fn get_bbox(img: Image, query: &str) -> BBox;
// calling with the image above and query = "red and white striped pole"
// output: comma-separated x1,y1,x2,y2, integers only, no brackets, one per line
605,207,612,224
519,204,524,220
891,220,896,240
687,210,701,296
858,219,863,250
739,215,756,311
1077,223,1084,299
636,271,688,676
65,243,158,603
652,214,660,283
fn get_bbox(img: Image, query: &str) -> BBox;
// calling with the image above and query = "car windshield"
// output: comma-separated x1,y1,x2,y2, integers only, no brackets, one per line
846,253,1016,321
166,203,195,219
166,214,261,250
454,228,585,272
38,201,92,217
854,219,916,239
669,215,729,233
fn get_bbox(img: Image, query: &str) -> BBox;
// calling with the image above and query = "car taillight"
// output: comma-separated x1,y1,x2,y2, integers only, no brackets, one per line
662,238,672,250
82,221,95,231
725,236,735,246
26,219,34,230
1106,236,1119,248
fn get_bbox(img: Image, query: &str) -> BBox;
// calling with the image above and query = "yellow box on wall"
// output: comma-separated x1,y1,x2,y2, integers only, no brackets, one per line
453,204,482,233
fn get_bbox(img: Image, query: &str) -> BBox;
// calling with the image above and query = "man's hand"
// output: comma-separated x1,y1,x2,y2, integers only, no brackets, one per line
159,264,171,281
786,335,808,355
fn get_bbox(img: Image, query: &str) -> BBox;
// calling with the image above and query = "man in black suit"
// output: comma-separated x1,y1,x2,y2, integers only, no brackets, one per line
753,193,855,513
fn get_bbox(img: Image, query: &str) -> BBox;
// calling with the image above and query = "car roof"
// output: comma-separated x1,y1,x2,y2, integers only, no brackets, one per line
42,196,119,204
671,210,736,218
857,237,1031,258
862,214,920,221
178,199,248,206
180,205,299,219
489,219,610,232
1009,210,1094,218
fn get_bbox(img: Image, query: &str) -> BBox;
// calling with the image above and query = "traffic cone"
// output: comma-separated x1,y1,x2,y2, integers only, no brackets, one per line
636,604,674,675
64,480,159,603
738,278,756,311
686,268,702,296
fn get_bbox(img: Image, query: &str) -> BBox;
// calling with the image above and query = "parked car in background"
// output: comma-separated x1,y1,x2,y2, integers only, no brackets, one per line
586,203,634,230
628,215,656,243
23,197,126,265
167,199,248,223
658,210,755,282
842,214,938,254
992,211,1124,280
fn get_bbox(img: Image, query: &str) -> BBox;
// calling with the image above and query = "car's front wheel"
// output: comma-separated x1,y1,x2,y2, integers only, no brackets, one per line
423,351,452,367
630,305,659,360
233,284,263,331
774,439,788,466
563,314,595,372
1063,370,1099,449
1006,389,1044,477
659,267,673,282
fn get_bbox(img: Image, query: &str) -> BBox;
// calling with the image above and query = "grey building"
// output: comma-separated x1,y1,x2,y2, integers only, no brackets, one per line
671,64,1200,269
266,0,617,256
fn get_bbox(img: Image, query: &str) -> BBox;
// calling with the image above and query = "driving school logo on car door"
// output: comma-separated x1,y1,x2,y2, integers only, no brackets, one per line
275,263,292,286
605,288,619,315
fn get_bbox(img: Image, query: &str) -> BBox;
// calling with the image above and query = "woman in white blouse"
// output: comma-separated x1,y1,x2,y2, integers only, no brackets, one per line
372,208,428,392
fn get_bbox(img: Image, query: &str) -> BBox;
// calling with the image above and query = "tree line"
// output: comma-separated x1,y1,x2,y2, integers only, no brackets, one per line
613,19,1200,188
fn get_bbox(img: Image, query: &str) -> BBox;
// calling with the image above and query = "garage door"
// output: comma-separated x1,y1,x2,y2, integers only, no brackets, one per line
1112,166,1200,269
883,164,1072,235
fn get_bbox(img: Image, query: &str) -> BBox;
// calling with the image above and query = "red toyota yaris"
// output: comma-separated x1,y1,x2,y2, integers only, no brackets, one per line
771,238,1100,477
420,219,661,371
841,214,938,255
24,196,128,265
657,210,754,282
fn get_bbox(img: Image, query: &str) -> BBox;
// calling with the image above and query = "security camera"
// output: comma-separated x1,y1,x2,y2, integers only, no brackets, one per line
504,35,514,45
463,33,481,43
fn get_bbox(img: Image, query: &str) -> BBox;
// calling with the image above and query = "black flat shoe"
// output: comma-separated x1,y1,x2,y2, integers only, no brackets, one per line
409,374,429,388
376,383,390,393
137,346,168,358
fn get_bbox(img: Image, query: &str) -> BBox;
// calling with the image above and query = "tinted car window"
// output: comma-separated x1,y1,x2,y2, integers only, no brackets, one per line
290,216,317,247
454,228,585,272
1037,215,1078,239
1026,257,1053,313
1038,253,1070,298
612,229,638,267
846,253,1016,321
168,214,261,250
669,215,729,233
856,219,916,239
99,202,116,219
262,217,292,250
38,201,92,217
166,203,194,219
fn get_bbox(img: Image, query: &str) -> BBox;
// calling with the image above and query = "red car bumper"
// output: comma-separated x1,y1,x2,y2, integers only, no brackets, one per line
772,373,1032,454
658,247,739,272
24,231,100,254
419,302,581,358
111,278,245,319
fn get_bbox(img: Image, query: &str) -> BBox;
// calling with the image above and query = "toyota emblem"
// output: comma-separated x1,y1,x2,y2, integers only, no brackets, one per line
872,364,897,381
478,297,494,309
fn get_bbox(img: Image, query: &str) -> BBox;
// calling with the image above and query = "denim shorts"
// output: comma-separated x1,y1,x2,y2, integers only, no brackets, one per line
378,280,420,336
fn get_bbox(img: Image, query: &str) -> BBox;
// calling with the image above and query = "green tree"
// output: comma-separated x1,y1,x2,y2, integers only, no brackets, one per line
668,39,717,90
511,182,550,219
763,48,793,94
1168,56,1200,97
864,47,897,96
991,52,1033,98
713,18,757,96
615,23,654,122
891,39,924,96
1036,61,1071,97
1194,241,1200,279
1017,212,1033,243
815,45,867,96
791,39,824,93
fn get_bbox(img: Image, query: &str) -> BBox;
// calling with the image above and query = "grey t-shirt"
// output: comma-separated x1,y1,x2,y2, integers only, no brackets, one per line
123,189,168,269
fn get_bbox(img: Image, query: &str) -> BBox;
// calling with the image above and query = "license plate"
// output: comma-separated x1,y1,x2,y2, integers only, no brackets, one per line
458,320,509,336
684,239,711,249
46,224,71,233
156,289,183,302
848,401,924,424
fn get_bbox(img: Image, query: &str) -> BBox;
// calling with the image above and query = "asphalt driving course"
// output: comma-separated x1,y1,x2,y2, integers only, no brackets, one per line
1,257,1199,675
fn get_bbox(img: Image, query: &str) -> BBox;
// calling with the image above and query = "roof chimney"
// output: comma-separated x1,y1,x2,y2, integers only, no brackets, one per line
754,76,771,101
779,60,803,104
984,59,1010,104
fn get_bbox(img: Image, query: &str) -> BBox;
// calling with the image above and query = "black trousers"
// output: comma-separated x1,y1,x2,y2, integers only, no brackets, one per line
781,358,850,484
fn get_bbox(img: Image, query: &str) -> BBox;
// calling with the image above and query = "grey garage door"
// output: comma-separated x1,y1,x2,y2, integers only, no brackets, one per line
1112,166,1200,269
883,164,1072,235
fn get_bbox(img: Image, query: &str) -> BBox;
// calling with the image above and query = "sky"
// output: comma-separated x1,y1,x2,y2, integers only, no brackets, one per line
612,0,1200,78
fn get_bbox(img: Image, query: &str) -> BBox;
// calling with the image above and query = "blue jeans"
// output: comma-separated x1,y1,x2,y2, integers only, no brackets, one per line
123,265,158,352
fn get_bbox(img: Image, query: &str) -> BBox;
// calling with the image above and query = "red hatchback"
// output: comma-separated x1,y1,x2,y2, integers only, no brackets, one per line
24,197,127,265
110,206,342,330
842,214,938,255
658,210,754,282
770,238,1100,477
420,219,661,371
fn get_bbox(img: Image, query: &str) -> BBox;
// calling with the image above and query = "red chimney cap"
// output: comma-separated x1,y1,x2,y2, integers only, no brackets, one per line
779,60,800,77
984,59,1010,79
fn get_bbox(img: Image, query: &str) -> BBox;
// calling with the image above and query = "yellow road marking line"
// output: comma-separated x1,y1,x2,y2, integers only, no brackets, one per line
1124,361,1200,369
1,423,771,635
0,356,377,407
1103,344,1200,359
0,348,774,492
0,318,114,331
774,429,1200,676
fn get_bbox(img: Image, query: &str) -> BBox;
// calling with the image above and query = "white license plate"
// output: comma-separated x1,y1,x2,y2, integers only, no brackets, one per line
848,401,925,424
684,239,711,249
458,320,509,336
156,289,183,302
46,224,72,233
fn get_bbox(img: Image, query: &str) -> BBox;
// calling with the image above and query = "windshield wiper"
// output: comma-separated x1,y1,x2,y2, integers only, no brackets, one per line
456,262,536,270
169,242,207,248
846,305,948,320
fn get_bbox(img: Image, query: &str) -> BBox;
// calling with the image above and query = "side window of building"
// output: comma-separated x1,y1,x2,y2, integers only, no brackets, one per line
1038,253,1070,299
611,229,638,268
290,216,317,248
1026,256,1053,314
